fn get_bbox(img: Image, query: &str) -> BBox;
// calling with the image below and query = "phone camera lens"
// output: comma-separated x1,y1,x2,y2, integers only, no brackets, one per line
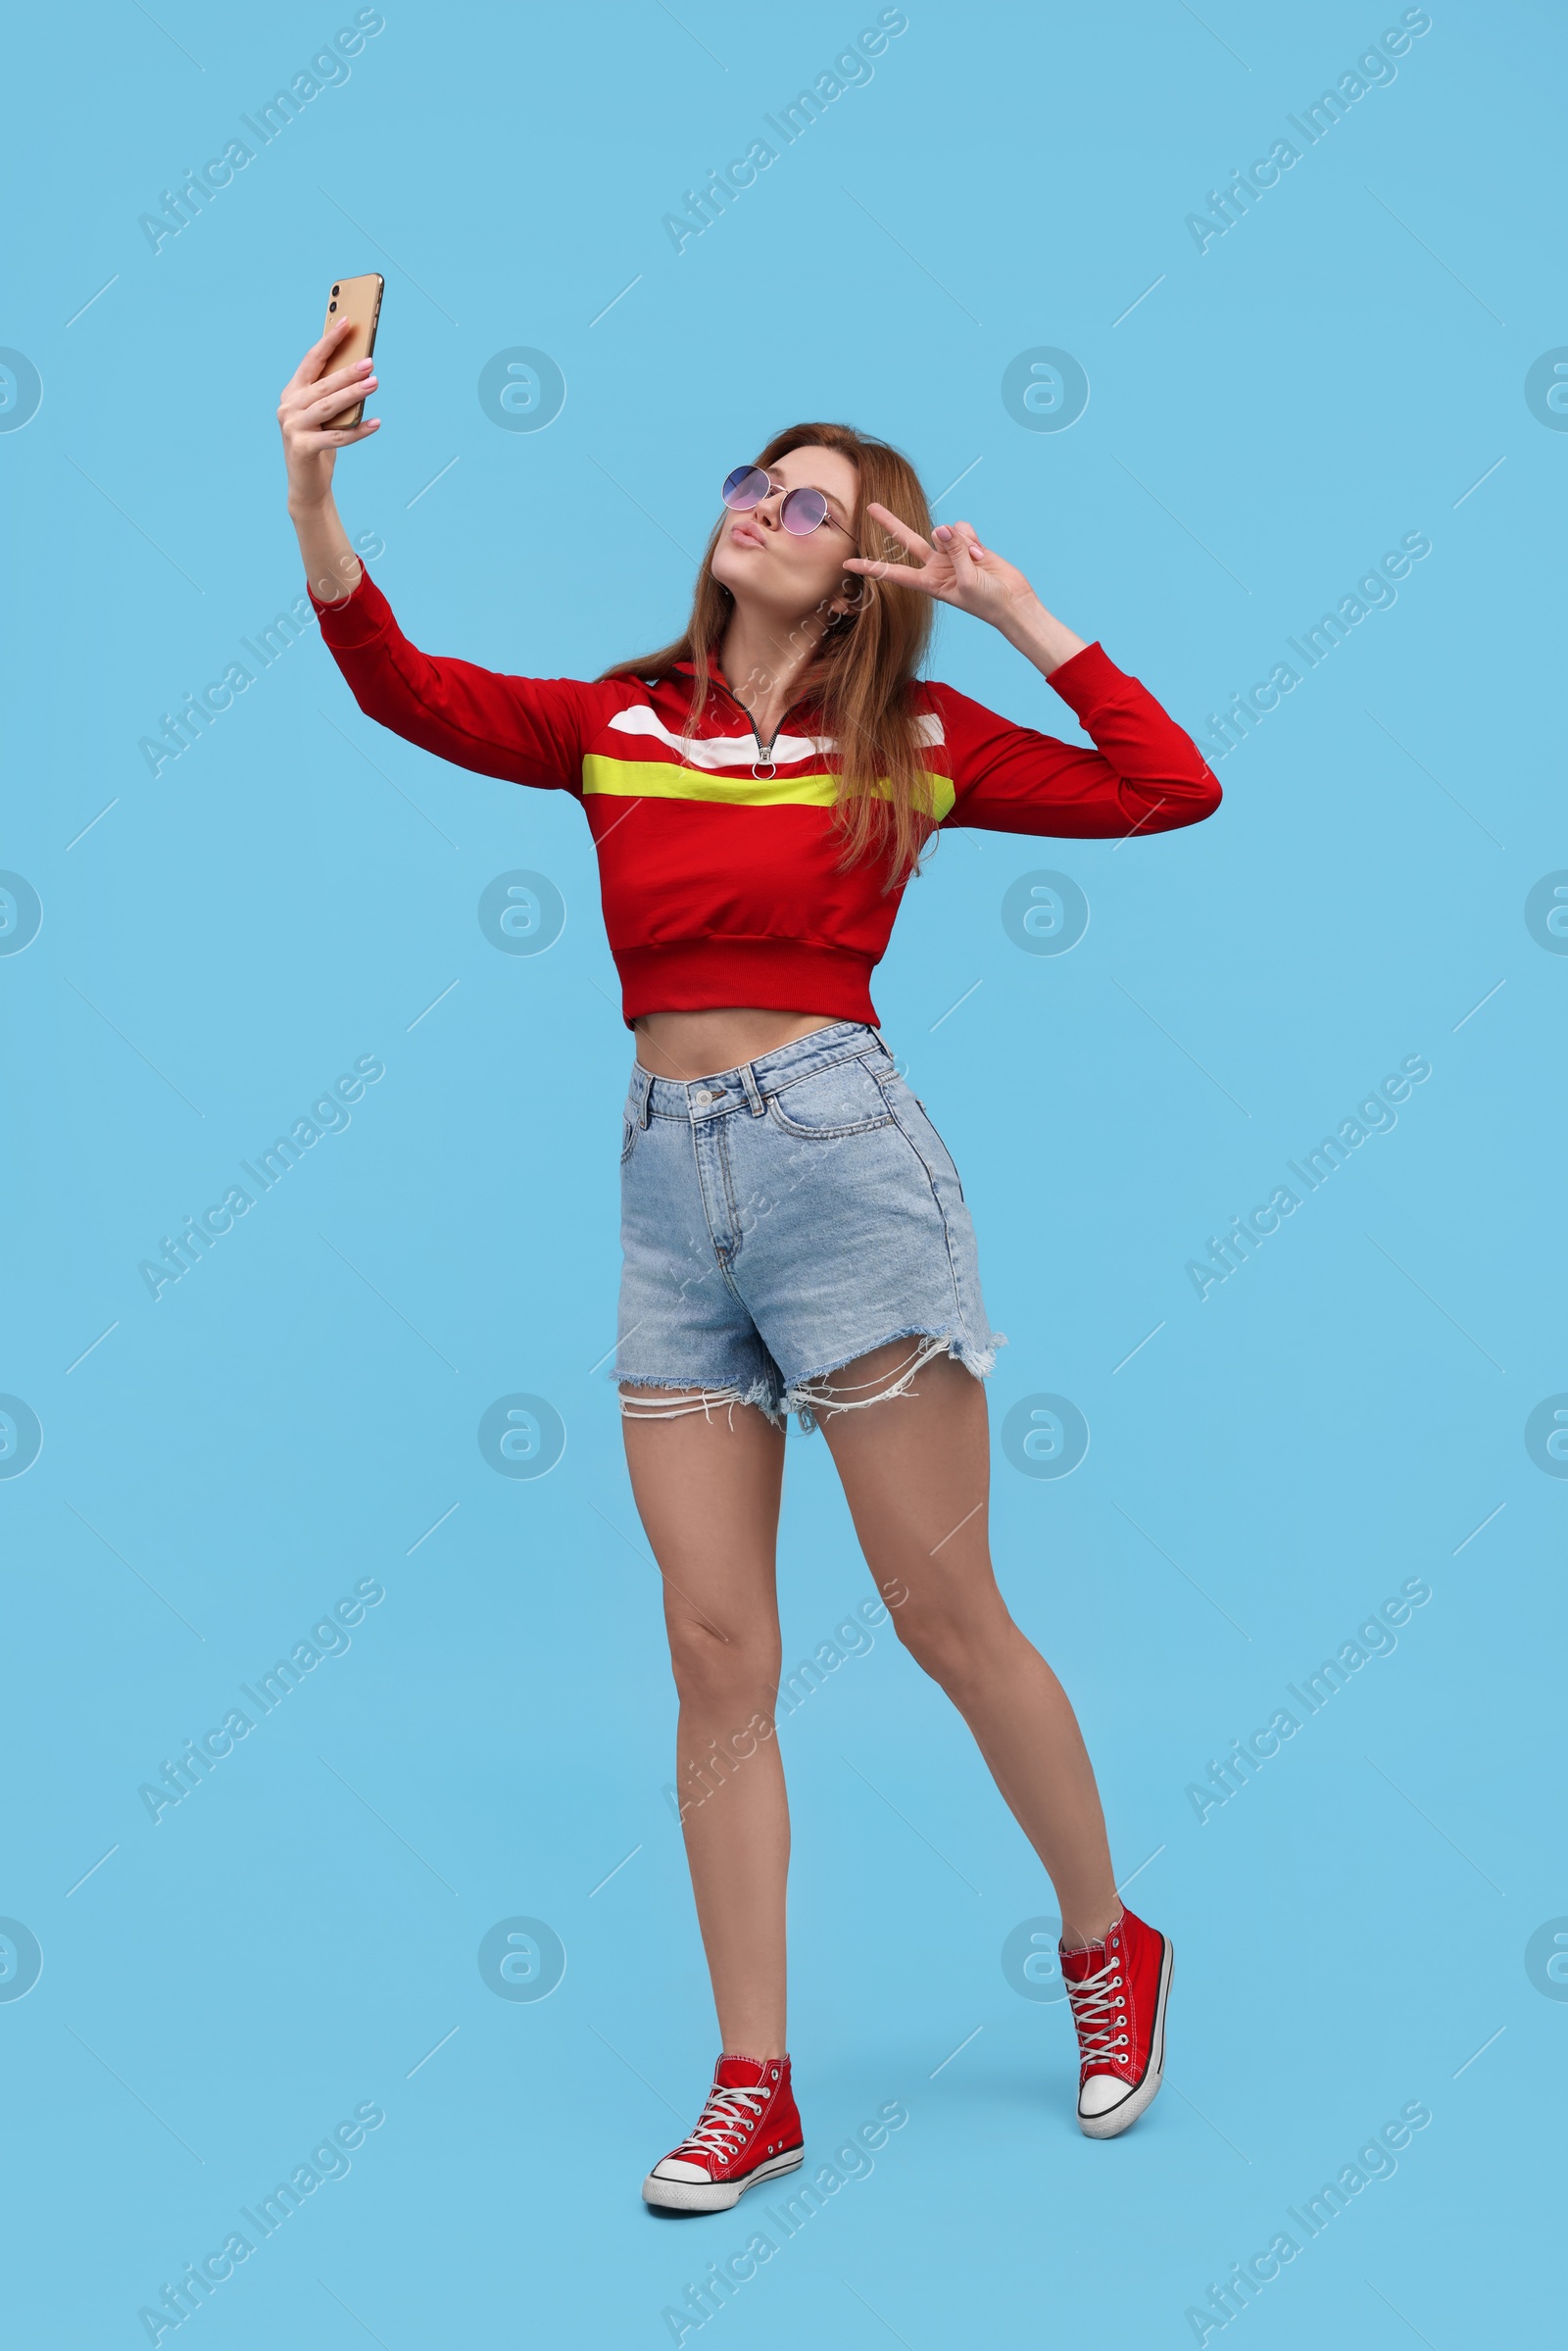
329,301,337,312
331,284,340,295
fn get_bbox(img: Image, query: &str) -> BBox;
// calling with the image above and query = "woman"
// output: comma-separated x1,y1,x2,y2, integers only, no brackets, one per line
278,318,1220,2211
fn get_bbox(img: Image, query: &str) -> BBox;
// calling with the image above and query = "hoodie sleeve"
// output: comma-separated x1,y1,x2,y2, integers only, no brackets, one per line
309,563,617,792
933,645,1221,839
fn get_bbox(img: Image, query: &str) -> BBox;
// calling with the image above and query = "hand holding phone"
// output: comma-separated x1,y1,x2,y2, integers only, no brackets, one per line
321,273,383,425
278,273,384,496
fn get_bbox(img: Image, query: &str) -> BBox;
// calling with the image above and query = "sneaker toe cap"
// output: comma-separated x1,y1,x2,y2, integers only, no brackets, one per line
650,2156,714,2183
1078,2073,1133,2120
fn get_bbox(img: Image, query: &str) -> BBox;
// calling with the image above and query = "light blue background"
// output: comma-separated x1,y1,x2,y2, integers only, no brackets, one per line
3,2,1562,2343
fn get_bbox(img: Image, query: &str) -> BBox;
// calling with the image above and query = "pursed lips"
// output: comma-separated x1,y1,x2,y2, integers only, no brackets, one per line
728,519,766,549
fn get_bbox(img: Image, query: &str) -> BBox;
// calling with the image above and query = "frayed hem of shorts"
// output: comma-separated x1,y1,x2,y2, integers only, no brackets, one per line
784,1325,1005,1433
616,1374,787,1426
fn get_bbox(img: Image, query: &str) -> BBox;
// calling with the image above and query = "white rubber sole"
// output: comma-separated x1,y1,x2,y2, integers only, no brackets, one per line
1078,1935,1174,2140
642,2144,805,2213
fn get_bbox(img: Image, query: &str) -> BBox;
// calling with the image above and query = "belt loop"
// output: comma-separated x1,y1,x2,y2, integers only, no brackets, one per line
740,1061,765,1117
637,1067,654,1128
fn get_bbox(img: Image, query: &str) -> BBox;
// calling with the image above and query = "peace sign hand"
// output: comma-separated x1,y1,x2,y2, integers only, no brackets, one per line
843,501,1089,675
843,502,1041,631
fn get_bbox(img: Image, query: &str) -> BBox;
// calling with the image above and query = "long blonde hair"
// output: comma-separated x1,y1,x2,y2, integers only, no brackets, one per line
601,422,937,884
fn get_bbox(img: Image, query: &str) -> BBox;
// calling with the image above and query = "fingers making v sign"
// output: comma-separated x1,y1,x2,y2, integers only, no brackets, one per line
843,501,1087,675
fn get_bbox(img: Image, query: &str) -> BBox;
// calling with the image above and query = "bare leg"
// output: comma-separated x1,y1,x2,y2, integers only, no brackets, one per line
814,1342,1120,1944
620,1392,791,2054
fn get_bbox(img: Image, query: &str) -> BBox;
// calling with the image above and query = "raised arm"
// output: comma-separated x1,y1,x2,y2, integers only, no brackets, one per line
275,319,609,790
277,314,379,604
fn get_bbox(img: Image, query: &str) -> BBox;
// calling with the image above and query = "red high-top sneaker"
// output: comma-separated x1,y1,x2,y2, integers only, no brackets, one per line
642,2053,805,2212
1059,1907,1173,2139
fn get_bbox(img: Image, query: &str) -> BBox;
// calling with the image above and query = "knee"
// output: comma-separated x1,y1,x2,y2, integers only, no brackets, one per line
889,1598,1010,1699
667,1617,780,1712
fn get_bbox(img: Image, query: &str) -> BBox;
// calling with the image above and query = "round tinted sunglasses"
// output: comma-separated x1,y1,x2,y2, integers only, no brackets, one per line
721,465,851,538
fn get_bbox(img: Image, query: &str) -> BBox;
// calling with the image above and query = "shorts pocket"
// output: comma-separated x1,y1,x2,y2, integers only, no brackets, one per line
885,1078,966,1201
620,1114,638,1163
765,1054,896,1139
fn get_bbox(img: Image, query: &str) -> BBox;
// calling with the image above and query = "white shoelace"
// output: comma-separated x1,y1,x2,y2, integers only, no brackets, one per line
677,2082,766,2160
1065,1956,1129,2064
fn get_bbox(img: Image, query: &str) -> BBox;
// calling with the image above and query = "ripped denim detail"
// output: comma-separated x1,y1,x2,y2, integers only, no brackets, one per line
618,1329,1004,1434
618,1377,785,1427
785,1327,1004,1433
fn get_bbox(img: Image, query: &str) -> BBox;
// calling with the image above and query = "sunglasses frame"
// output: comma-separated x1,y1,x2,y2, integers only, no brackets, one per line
721,465,853,540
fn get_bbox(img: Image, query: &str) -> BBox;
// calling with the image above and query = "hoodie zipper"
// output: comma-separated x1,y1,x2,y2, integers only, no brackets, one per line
707,670,809,780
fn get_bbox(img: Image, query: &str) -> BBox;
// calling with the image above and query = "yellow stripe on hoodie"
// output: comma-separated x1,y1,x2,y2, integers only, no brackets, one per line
581,755,956,819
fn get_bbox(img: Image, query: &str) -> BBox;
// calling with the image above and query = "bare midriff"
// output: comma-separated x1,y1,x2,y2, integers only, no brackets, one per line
633,1008,841,1082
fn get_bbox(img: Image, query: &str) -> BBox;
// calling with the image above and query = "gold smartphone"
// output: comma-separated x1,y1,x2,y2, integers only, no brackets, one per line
322,272,383,424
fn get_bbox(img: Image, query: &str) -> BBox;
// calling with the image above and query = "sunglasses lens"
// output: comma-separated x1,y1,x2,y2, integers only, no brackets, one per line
779,486,828,536
721,465,770,511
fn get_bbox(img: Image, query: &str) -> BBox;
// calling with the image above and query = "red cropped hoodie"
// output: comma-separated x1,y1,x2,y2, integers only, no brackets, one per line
311,566,1221,1026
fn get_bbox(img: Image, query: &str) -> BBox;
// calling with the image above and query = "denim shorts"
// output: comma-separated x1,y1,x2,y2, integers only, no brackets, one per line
613,1021,1002,1427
